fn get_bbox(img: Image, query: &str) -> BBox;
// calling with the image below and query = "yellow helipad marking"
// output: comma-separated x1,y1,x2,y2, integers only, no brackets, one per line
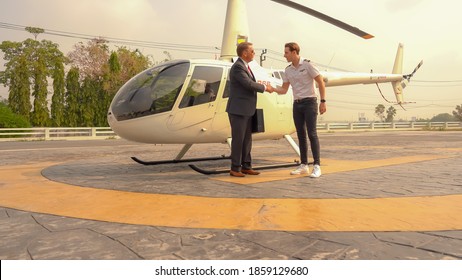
435,147,462,152
328,145,403,150
213,155,450,184
1,157,461,232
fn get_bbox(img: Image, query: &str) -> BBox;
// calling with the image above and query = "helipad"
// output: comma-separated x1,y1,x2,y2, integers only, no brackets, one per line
1,131,461,259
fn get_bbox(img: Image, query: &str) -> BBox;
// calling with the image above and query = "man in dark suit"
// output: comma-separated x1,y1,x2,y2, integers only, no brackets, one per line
226,42,273,177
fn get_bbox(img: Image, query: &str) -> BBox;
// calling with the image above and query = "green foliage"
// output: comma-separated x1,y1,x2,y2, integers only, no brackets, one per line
374,104,385,122
51,60,66,126
108,51,121,73
67,38,110,80
1,38,65,127
31,47,50,126
25,26,45,40
453,104,462,121
1,41,32,119
385,106,397,122
65,67,81,126
0,101,31,128
2,34,154,128
430,113,456,122
9,56,32,119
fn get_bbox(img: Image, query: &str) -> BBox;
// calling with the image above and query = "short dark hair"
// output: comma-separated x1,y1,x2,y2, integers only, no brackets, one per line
285,42,300,55
237,42,253,57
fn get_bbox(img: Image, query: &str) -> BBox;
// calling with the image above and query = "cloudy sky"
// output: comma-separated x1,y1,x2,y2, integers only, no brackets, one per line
1,0,461,121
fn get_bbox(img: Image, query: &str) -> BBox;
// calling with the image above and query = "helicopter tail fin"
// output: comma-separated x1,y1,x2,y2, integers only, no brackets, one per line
391,43,423,104
391,43,405,104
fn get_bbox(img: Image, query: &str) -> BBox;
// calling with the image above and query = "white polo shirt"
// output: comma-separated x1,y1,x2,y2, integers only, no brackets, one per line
283,57,320,100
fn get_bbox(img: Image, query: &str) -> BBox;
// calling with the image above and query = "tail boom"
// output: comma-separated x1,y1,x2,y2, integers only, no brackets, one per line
321,43,422,105
322,72,402,87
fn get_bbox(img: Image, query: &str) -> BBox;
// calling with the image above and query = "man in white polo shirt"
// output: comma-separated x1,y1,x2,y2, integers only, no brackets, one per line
274,42,326,178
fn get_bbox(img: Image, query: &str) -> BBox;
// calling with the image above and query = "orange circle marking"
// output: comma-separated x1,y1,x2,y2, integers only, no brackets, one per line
1,162,461,232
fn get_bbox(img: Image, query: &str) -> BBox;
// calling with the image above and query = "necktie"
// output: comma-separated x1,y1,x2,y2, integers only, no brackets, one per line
247,65,254,78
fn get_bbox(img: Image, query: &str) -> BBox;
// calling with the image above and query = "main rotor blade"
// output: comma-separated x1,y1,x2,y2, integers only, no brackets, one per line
271,0,374,39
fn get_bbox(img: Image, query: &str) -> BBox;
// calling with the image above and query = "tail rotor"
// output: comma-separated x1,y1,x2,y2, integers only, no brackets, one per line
389,44,423,105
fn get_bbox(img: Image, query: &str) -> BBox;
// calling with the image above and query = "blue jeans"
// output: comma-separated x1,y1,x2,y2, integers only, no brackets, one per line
293,98,320,165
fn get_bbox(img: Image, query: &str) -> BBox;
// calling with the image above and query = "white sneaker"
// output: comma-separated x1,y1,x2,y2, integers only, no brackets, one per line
310,164,322,178
290,164,309,175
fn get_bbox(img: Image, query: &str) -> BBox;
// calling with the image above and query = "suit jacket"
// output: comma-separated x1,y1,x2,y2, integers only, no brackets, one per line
226,58,265,117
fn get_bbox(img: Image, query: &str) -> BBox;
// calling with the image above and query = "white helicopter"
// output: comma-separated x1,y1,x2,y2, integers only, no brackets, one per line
107,0,422,173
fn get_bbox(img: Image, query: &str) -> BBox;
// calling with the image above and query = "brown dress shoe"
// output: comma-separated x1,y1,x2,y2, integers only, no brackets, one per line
241,169,260,175
230,170,245,177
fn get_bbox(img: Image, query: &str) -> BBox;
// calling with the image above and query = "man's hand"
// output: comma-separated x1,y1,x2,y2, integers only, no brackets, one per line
319,102,327,114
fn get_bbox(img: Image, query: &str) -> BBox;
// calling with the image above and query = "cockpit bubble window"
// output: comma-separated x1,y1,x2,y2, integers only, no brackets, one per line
179,66,223,108
110,60,189,121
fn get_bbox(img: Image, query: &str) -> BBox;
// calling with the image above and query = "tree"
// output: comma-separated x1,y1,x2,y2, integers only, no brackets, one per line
67,38,110,127
99,51,121,126
1,35,65,127
67,38,110,81
51,60,66,126
102,48,152,94
2,32,157,127
431,113,456,122
0,101,31,128
30,43,50,126
386,106,397,122
375,104,385,122
99,47,152,126
0,41,32,119
453,104,462,121
25,26,45,40
64,67,81,127
102,51,122,100
80,77,97,127
113,47,151,85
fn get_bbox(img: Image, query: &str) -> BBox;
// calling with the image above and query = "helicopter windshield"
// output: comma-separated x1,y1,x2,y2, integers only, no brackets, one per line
110,60,190,121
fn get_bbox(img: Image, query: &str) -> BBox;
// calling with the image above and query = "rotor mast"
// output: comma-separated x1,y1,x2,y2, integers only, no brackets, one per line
219,0,250,61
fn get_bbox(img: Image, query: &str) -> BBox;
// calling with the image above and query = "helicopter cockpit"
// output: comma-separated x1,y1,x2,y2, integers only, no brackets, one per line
109,59,228,122
109,60,190,121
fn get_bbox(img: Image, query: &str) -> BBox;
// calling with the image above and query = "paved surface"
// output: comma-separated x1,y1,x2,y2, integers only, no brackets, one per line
1,130,462,259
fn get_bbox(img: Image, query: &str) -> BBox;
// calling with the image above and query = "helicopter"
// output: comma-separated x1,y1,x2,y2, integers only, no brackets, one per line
107,0,422,173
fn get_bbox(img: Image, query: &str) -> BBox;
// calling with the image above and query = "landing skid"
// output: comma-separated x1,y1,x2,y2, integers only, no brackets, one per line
131,155,230,166
132,135,301,170
189,161,300,175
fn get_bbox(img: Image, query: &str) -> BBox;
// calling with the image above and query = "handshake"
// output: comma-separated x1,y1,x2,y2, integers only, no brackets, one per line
265,84,274,93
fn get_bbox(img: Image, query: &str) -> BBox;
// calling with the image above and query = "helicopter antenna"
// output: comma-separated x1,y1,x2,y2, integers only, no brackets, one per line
327,53,336,69
270,0,374,39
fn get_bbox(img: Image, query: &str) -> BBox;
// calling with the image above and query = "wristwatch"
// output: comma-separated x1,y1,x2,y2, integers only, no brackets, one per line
320,99,326,103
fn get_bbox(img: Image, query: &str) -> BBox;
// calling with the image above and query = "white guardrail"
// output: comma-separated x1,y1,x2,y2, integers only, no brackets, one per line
0,122,461,141
0,127,117,141
317,121,462,131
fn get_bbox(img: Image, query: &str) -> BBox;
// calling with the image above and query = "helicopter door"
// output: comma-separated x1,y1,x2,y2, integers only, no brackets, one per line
211,68,231,133
167,65,224,131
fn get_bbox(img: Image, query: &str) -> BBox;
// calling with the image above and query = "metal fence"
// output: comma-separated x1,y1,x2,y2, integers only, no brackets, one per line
0,122,461,141
318,121,462,131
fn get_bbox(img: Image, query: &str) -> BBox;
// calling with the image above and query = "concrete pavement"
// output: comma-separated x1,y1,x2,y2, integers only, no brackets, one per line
1,130,461,259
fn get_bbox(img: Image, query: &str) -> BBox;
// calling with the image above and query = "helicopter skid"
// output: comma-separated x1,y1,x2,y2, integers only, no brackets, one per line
189,162,300,175
131,155,230,166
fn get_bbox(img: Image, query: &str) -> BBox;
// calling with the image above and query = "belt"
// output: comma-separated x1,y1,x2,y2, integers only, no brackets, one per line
294,97,315,103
